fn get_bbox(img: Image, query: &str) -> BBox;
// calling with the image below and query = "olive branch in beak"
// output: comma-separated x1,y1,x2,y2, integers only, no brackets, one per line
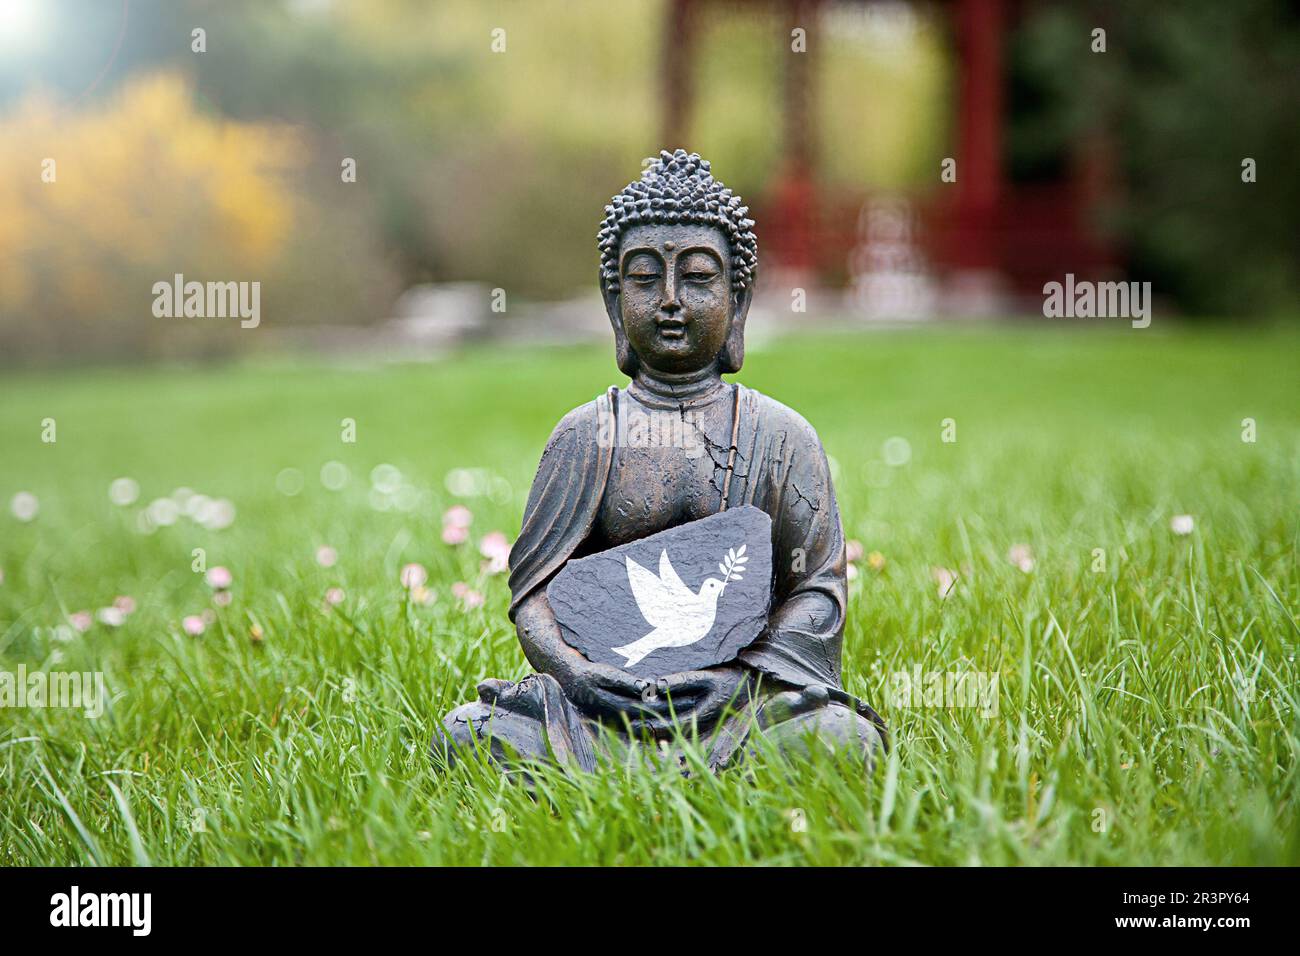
717,543,748,595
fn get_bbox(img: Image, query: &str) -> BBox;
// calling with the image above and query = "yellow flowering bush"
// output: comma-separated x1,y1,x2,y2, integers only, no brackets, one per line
0,73,310,360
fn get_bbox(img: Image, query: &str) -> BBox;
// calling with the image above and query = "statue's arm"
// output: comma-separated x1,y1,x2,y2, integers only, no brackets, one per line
514,589,573,678
738,422,847,689
515,589,662,719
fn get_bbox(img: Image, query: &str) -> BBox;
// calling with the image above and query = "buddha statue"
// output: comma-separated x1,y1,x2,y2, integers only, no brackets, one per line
435,149,885,773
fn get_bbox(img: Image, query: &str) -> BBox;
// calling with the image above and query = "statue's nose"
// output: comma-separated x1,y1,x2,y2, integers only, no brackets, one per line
660,266,682,314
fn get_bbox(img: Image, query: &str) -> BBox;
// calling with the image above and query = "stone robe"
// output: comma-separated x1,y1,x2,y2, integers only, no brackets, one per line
437,384,885,772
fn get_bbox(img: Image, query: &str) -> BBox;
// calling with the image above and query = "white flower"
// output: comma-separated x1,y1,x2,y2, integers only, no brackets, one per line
146,497,180,527
275,468,305,496
882,436,912,467
10,492,39,522
96,607,126,627
319,460,350,491
108,477,140,506
183,493,211,519
1170,514,1194,536
370,464,402,494
202,499,236,530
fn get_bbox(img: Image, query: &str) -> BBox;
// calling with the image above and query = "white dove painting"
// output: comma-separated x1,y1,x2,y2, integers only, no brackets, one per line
613,545,747,667
546,505,773,677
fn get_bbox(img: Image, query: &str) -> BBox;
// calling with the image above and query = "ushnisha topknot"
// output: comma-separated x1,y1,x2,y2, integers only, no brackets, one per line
598,148,758,297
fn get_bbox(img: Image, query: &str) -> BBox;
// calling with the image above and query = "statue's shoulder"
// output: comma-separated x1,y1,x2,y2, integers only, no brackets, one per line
541,389,615,450
737,384,825,448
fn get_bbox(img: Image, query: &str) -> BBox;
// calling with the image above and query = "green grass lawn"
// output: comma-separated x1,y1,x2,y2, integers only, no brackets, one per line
1,325,1297,865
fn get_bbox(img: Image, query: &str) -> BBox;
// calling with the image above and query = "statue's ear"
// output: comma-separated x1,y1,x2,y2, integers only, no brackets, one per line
601,273,638,377
719,281,754,374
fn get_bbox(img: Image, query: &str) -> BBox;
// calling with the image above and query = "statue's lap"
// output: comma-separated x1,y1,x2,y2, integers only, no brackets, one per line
435,675,881,774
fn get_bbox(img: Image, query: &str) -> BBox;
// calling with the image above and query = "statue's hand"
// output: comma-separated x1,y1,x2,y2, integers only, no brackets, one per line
516,592,665,720
559,651,669,721
636,664,752,731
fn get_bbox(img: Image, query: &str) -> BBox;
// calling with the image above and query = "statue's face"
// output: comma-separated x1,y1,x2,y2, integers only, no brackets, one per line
618,223,731,375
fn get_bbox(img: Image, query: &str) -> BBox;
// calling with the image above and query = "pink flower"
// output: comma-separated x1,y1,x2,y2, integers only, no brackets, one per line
451,581,470,599
461,589,484,610
441,524,469,545
846,563,860,582
1007,543,1035,573
443,505,473,529
479,531,511,574
113,595,136,614
69,610,93,632
213,590,233,607
205,566,233,590
400,563,428,589
182,615,206,636
324,587,345,606
932,566,958,600
845,539,864,564
480,531,510,558
315,546,338,568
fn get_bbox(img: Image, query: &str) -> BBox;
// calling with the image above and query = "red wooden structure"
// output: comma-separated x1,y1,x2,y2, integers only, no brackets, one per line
660,0,1117,302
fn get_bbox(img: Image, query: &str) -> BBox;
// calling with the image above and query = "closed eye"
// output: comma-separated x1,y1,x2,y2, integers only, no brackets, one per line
684,271,717,283
628,272,660,283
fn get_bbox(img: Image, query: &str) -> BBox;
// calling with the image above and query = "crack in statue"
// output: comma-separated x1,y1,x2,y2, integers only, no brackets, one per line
435,150,887,774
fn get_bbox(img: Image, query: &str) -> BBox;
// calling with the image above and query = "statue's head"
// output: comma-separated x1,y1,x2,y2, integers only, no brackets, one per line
598,149,757,377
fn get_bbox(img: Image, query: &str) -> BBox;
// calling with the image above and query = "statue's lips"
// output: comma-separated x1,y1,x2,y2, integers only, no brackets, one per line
655,318,687,340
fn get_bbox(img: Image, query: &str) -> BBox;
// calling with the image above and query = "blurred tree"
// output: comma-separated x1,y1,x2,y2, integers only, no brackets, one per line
1010,0,1300,317
0,72,396,362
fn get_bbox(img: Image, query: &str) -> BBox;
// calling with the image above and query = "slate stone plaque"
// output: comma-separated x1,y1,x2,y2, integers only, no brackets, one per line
547,505,773,679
